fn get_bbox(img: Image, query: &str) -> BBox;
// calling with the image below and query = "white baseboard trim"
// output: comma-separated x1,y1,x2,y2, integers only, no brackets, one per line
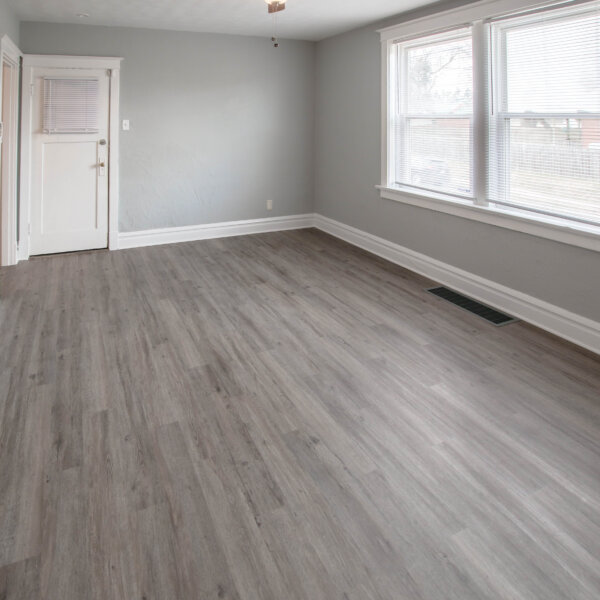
116,211,599,354
118,214,315,250
313,214,600,356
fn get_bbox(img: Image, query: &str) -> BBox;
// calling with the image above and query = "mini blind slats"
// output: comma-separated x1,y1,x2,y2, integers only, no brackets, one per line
489,4,600,225
43,78,100,134
503,11,600,113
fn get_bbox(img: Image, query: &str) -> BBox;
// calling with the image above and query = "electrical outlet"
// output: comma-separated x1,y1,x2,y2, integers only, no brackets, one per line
266,199,273,211
122,119,130,131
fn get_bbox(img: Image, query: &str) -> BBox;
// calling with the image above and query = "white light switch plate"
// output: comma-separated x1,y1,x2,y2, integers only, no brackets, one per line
122,119,130,131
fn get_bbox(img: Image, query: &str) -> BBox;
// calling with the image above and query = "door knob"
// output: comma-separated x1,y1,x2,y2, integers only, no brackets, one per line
99,162,106,167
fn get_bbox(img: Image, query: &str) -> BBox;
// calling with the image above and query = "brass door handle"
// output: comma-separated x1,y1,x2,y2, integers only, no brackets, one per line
99,162,106,167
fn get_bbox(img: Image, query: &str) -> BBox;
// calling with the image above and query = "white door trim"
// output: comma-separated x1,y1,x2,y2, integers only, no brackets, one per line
0,35,22,266
19,54,123,260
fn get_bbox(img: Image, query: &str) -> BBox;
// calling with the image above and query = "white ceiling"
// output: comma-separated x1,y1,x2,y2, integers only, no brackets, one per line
11,0,438,42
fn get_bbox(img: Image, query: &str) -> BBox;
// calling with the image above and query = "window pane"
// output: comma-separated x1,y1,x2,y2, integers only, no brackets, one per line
492,8,600,225
407,36,473,115
503,118,600,223
401,118,472,195
505,11,600,113
392,28,474,196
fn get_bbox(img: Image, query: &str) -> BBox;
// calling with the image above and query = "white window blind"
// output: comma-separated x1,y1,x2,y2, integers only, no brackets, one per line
391,27,474,197
489,3,600,225
43,78,100,134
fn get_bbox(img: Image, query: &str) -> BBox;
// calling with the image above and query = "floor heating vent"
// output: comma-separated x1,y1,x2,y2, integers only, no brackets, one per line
427,287,519,326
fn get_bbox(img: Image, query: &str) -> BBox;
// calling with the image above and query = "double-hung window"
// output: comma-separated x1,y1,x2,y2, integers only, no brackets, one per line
489,5,600,225
392,28,474,197
381,0,600,249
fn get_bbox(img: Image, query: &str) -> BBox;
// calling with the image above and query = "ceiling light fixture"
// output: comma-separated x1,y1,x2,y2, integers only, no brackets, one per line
265,0,286,48
266,0,286,14
76,13,90,18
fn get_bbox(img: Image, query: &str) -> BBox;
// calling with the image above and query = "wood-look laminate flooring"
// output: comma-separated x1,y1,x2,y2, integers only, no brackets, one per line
1,228,599,600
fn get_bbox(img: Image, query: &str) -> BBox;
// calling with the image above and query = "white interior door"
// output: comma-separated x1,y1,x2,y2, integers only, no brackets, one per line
30,67,110,255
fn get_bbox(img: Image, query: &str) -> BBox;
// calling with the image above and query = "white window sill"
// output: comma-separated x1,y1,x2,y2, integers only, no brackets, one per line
377,185,600,253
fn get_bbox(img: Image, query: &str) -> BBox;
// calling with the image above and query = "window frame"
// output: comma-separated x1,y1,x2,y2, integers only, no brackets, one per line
379,0,600,252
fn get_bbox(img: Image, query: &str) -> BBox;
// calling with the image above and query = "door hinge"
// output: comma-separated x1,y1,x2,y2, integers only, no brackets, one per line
30,83,34,97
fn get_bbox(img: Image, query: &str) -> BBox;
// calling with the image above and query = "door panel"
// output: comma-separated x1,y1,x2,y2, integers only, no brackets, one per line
42,141,100,233
30,67,109,255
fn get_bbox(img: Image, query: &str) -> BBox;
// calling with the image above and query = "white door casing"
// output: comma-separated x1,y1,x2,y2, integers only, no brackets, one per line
20,55,122,260
0,35,21,267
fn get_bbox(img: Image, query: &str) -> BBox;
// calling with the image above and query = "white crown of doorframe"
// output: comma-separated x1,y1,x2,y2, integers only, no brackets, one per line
22,55,123,69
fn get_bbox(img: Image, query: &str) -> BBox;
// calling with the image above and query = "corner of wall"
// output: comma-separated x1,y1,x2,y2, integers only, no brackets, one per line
0,0,20,46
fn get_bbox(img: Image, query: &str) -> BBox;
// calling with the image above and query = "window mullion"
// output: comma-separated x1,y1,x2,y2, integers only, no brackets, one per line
489,24,509,207
472,20,489,206
399,45,409,186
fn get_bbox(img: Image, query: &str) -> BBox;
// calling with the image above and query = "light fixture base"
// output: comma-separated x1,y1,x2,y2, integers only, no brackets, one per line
267,1,286,14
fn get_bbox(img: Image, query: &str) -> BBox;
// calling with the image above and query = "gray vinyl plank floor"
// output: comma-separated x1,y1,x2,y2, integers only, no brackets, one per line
1,228,599,600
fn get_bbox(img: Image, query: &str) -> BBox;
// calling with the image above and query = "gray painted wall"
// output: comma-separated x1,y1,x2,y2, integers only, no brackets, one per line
314,2,600,322
0,0,19,43
20,22,315,232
